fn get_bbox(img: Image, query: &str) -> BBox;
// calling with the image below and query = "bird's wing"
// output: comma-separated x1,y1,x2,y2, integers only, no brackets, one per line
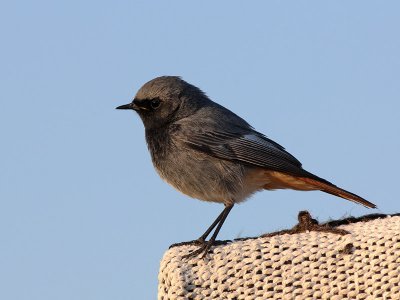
180,127,377,209
183,129,306,175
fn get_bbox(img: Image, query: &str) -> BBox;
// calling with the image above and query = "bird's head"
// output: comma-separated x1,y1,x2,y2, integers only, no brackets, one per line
116,76,208,130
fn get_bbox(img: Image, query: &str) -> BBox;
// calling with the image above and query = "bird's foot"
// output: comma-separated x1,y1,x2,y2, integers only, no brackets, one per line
169,238,205,249
170,238,231,259
169,238,211,259
262,210,349,238
182,239,213,259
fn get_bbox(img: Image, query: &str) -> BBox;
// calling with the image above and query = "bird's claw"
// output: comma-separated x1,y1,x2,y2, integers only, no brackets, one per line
169,238,205,249
169,238,214,259
170,238,231,259
182,240,213,259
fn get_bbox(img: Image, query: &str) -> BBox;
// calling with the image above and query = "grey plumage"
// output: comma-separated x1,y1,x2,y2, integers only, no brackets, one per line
116,76,376,258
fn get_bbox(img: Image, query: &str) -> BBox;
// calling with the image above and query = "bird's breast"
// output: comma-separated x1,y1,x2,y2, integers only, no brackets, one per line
145,129,252,204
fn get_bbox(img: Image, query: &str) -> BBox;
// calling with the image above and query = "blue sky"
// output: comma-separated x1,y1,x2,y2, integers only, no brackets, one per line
1,1,399,299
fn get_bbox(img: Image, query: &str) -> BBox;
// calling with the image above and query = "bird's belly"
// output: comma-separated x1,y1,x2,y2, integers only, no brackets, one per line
152,153,251,204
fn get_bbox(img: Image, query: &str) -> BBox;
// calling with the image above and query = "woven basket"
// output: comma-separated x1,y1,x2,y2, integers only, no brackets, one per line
158,214,400,300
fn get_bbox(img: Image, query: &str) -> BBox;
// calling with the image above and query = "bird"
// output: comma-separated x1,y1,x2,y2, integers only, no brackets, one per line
116,76,376,258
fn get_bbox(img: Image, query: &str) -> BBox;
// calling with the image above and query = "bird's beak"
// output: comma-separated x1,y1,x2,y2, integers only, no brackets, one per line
116,103,138,110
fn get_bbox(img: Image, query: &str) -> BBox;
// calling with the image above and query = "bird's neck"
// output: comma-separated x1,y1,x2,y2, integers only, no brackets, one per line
145,124,178,163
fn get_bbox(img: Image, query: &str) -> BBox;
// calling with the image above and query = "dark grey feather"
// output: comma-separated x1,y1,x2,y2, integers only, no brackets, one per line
184,129,309,176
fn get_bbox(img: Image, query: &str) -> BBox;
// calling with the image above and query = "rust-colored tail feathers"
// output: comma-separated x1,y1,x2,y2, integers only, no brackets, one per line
263,170,376,208
298,175,376,208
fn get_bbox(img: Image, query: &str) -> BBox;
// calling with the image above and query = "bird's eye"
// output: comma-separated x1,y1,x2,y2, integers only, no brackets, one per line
150,98,161,109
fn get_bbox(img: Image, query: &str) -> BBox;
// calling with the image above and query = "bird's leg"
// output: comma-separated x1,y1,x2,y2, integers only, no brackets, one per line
183,204,234,259
169,206,228,249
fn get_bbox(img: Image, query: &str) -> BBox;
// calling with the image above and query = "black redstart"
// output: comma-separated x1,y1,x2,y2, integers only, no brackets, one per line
116,76,376,258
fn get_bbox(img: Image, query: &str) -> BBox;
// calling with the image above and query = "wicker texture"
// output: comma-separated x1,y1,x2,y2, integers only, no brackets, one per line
158,215,400,299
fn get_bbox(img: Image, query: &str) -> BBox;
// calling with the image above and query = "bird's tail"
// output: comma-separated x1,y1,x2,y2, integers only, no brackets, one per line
261,170,376,208
297,176,376,208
